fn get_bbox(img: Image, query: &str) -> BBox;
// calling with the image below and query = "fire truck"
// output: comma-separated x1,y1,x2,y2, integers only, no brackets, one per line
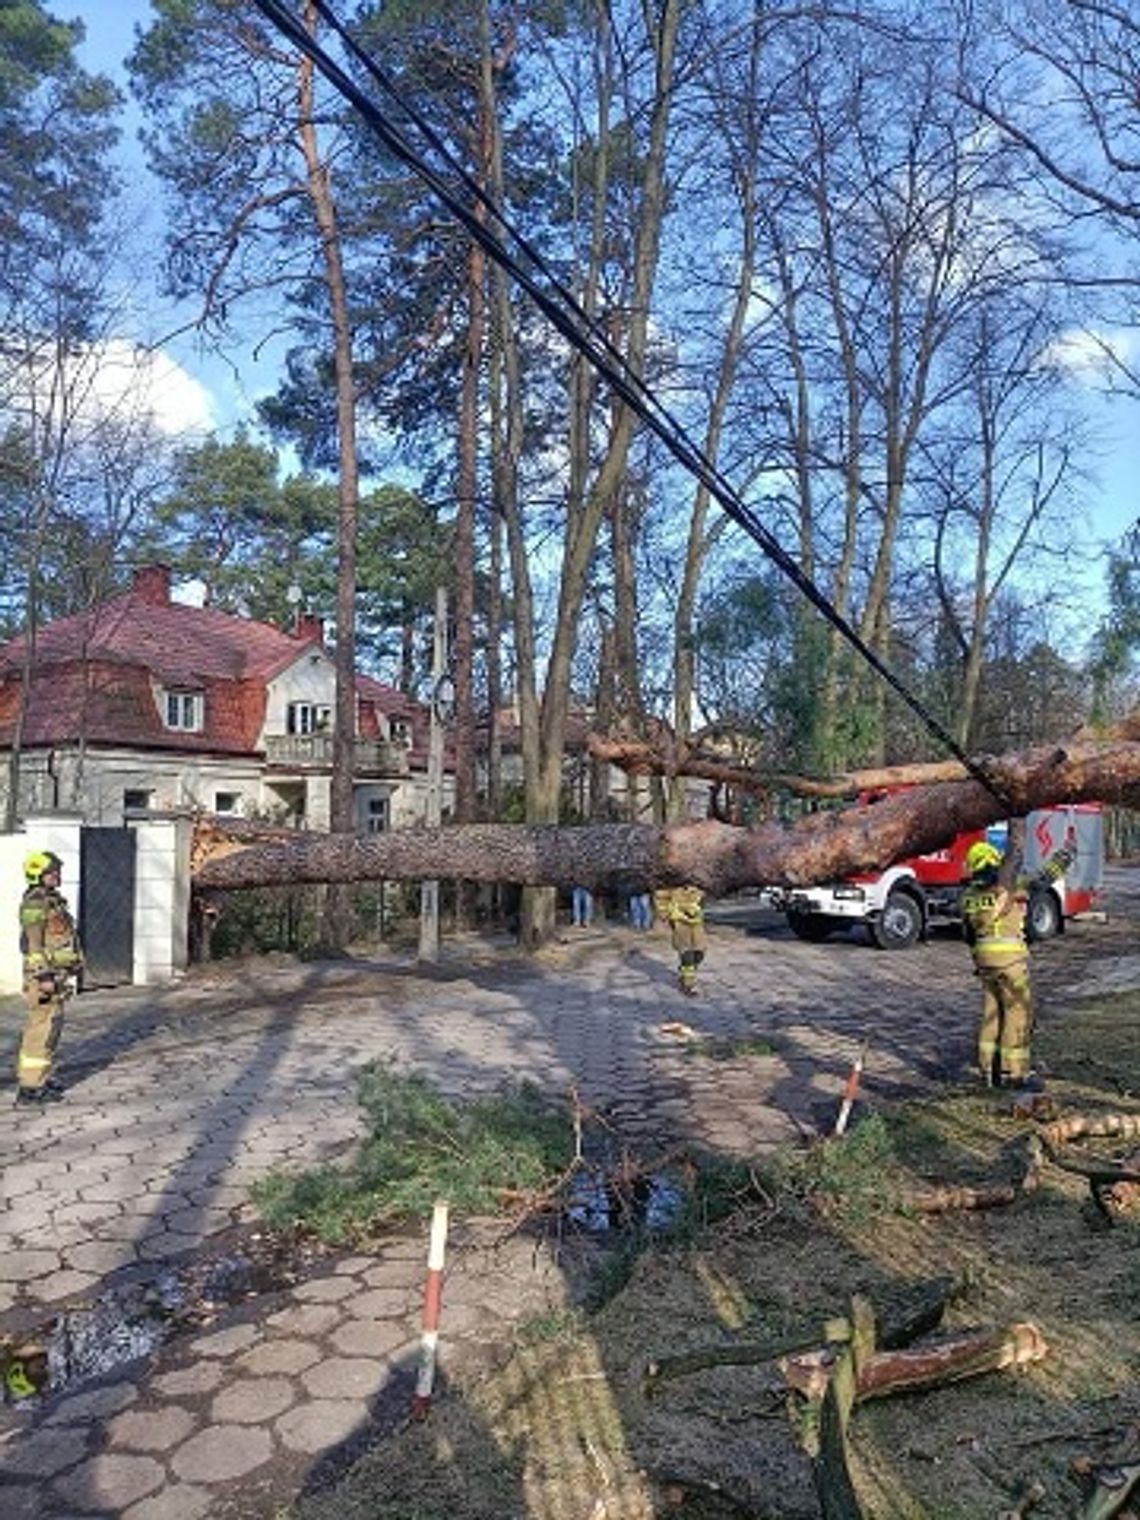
781,801,1104,950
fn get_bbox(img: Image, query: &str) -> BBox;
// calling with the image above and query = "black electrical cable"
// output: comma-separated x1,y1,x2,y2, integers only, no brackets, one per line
249,0,1009,805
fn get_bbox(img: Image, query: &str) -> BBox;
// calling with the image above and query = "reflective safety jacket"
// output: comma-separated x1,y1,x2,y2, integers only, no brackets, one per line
959,844,1075,972
653,884,704,927
20,884,82,975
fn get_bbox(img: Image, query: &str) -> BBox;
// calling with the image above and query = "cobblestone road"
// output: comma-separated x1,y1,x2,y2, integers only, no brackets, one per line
1,875,1133,1518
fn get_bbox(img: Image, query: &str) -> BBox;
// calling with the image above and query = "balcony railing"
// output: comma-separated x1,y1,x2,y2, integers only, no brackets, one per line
264,734,409,776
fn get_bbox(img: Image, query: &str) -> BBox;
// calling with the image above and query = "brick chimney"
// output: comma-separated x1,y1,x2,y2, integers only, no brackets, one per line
132,564,172,606
295,613,325,644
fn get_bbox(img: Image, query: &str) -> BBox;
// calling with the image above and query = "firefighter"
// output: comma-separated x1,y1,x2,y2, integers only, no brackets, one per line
653,883,706,996
16,850,82,1104
959,833,1075,1090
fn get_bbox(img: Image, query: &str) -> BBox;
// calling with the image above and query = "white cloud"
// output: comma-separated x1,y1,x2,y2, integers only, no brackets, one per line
0,335,218,440
83,339,218,435
1045,327,1139,381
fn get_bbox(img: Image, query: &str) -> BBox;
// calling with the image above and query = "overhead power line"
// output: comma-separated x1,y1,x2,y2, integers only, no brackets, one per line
250,0,1008,805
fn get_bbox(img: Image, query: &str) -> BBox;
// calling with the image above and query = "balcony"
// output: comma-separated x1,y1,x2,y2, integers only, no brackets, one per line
264,734,409,777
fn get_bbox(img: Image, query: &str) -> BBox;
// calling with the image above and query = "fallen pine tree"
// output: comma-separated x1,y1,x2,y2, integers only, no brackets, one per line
194,737,1140,893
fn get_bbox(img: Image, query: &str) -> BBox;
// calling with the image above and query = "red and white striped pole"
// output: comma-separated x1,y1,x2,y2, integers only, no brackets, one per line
411,1198,450,1420
834,1039,869,1137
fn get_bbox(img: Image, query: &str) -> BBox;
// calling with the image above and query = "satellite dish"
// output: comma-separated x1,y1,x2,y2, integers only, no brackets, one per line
286,583,303,607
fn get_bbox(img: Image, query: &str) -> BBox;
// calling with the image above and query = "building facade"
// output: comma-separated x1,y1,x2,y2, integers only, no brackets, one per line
0,566,447,832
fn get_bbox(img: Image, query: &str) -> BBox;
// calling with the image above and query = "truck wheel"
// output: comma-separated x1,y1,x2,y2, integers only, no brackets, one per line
787,911,835,943
1026,888,1062,942
872,890,922,950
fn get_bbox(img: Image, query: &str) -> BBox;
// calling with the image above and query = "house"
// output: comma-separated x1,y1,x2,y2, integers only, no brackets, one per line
0,565,445,832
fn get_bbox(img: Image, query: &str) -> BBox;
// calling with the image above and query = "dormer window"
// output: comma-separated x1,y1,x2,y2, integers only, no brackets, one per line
390,719,412,747
164,690,204,732
287,702,331,735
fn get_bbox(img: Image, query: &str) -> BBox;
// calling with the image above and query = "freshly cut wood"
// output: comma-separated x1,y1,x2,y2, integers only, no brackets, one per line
856,1322,1047,1400
783,1322,1047,1402
643,1276,954,1390
901,1182,1018,1213
195,737,1140,892
1037,1115,1140,1190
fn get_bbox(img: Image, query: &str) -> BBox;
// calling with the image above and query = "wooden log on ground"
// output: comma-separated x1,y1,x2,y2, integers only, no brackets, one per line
783,1322,1048,1402
643,1275,955,1392
901,1182,1019,1213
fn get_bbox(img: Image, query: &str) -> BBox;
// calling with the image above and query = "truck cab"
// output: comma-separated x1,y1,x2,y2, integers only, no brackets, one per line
782,801,1103,950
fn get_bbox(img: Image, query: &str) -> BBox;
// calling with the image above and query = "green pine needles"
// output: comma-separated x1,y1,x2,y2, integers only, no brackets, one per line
252,1065,574,1244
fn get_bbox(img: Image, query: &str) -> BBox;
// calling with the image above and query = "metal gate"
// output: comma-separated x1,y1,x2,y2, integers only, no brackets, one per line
80,828,136,987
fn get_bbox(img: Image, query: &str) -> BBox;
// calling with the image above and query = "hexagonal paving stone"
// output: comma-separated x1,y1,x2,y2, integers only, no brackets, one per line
275,1398,368,1455
236,1338,320,1376
330,1317,410,1359
301,1355,394,1401
0,1248,61,1282
35,1268,99,1301
108,1405,197,1452
122,1484,215,1520
188,1322,260,1358
292,1275,358,1303
265,1301,342,1337
343,1286,411,1318
65,1239,135,1274
150,1362,225,1397
332,1255,376,1275
210,1376,296,1424
170,1424,274,1484
53,1453,165,1511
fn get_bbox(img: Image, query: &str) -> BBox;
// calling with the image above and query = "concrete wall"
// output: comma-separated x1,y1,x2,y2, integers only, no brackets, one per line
130,815,191,986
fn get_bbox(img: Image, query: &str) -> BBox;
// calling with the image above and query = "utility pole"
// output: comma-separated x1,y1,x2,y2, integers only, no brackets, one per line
418,586,450,962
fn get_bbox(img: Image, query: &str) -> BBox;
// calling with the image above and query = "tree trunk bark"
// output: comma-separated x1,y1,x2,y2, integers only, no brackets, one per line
195,736,1140,892
298,6,359,949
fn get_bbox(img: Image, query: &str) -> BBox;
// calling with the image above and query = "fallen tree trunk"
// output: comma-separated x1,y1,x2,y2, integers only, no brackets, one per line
196,738,1140,891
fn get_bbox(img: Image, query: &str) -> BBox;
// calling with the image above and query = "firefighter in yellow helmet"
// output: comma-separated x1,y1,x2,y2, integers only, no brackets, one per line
653,883,706,996
16,850,82,1104
959,832,1074,1089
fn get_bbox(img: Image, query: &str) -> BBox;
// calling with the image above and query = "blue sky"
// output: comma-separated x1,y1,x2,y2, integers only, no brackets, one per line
63,0,1138,610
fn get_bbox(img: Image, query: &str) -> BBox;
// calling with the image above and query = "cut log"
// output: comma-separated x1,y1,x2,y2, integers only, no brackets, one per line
901,1183,1019,1213
856,1322,1047,1401
783,1322,1047,1403
643,1275,955,1391
195,737,1140,892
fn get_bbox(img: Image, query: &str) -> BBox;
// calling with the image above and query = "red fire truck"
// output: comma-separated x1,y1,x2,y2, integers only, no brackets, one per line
781,801,1104,950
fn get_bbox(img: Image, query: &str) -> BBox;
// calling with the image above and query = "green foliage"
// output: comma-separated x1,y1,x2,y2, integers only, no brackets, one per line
252,1070,574,1243
763,1115,900,1228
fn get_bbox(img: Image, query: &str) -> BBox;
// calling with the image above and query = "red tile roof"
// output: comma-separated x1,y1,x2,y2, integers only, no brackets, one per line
0,578,432,758
0,588,319,686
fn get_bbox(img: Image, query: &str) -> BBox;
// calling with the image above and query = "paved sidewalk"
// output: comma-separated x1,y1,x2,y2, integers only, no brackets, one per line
0,903,1103,1517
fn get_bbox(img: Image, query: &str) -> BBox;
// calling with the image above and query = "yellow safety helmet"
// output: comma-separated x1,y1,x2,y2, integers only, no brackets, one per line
23,850,62,883
964,841,1002,876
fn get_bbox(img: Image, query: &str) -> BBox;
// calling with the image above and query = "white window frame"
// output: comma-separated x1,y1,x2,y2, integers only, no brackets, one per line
287,702,331,736
214,791,243,817
164,690,204,732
